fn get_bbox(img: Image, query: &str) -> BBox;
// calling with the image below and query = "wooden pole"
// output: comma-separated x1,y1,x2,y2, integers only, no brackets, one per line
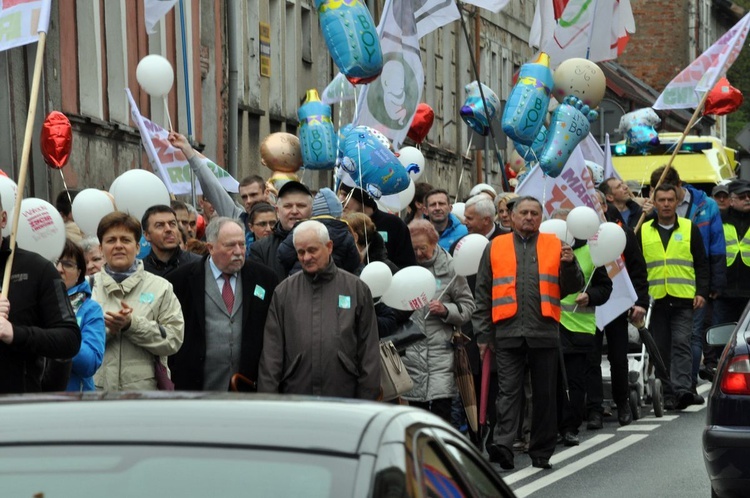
2,32,47,298
633,89,712,233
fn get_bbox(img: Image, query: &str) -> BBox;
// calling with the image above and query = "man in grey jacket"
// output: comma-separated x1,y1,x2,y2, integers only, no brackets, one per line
257,220,380,399
473,196,584,471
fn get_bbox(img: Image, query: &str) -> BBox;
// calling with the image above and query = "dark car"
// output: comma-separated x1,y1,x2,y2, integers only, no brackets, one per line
0,392,515,498
703,306,750,498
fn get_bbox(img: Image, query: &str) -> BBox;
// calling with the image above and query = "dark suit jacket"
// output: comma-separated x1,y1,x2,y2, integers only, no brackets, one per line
166,256,279,390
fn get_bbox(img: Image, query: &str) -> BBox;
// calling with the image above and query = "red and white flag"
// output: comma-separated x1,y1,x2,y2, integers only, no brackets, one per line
0,0,50,51
144,0,178,35
654,12,750,110
530,0,634,68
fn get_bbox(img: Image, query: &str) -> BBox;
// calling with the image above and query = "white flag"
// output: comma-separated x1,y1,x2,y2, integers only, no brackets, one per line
126,89,239,195
0,0,50,51
654,12,750,110
321,73,356,105
413,0,460,39
531,0,635,67
602,133,621,180
355,0,425,150
462,0,510,14
144,0,178,35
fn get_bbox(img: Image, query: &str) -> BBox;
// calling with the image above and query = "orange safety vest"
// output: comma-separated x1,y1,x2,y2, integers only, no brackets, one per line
490,232,562,322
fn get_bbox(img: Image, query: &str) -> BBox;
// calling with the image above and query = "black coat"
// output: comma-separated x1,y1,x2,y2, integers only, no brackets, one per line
0,239,81,393
370,208,417,269
277,216,361,276
248,222,289,281
605,205,650,310
167,256,279,390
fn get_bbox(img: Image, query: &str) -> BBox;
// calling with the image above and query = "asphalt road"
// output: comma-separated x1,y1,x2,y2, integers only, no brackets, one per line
493,382,713,498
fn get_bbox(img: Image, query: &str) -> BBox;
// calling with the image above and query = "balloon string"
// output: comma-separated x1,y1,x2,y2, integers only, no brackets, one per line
425,274,457,318
164,97,174,133
333,83,345,189
59,170,71,205
355,133,370,266
572,270,595,313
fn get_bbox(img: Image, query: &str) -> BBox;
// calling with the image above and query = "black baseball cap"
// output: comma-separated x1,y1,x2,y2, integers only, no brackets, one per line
277,180,312,199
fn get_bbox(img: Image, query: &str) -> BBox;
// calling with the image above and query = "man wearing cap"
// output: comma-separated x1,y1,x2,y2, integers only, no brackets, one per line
712,183,731,214
339,185,417,269
424,188,468,251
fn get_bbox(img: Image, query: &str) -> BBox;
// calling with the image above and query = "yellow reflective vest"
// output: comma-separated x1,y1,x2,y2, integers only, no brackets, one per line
560,245,596,334
724,223,750,267
641,219,696,299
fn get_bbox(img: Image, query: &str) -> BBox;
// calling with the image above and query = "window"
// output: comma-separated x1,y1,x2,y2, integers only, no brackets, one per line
301,4,312,64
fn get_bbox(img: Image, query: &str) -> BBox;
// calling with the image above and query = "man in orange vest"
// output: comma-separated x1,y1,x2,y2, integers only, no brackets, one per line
473,196,584,471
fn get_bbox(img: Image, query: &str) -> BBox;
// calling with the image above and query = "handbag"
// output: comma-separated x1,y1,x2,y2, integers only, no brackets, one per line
154,356,175,391
379,340,413,401
383,319,426,353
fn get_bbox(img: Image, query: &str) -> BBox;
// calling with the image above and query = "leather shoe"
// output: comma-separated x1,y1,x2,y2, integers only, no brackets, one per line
562,432,579,446
487,444,514,470
698,365,716,382
690,386,705,405
587,411,603,430
617,404,633,426
675,391,693,410
531,457,552,469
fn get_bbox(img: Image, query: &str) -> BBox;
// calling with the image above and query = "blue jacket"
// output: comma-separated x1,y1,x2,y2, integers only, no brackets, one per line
438,213,468,251
66,280,105,392
684,185,727,294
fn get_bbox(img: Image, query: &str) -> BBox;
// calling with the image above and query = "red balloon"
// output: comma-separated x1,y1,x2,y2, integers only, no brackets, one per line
41,111,72,169
704,77,743,116
505,162,517,180
195,213,206,240
407,103,434,144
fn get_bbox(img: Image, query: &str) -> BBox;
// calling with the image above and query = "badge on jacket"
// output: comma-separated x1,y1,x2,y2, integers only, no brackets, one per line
140,293,155,304
674,233,683,242
254,285,266,300
338,295,351,309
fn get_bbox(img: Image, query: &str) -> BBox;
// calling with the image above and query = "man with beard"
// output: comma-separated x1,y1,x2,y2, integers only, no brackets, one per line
167,217,278,391
141,205,201,278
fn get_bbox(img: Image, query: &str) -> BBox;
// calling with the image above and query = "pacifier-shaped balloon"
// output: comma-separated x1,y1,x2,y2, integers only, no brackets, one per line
460,81,500,136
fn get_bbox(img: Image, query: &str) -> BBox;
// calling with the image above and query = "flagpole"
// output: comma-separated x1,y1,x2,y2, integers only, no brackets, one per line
456,1,510,192
2,32,47,298
633,89,711,233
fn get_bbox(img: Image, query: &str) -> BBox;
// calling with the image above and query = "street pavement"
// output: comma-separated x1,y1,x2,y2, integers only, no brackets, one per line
493,382,713,497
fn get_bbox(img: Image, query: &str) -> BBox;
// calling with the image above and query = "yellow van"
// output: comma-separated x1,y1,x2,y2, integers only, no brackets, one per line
611,133,737,189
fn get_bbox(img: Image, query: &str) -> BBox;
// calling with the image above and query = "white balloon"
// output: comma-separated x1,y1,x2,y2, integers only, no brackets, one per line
15,198,66,261
378,180,415,212
113,169,171,222
589,222,627,266
398,146,425,181
0,176,18,237
381,265,437,311
452,202,466,221
540,219,574,246
360,261,393,297
72,188,116,237
566,206,600,240
136,55,174,98
452,234,490,276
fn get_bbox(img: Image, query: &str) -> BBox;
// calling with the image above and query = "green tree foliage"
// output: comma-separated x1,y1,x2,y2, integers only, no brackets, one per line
727,0,750,149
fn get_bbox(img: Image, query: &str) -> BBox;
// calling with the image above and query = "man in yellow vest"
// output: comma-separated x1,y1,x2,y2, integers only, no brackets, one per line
639,184,709,410
473,196,584,471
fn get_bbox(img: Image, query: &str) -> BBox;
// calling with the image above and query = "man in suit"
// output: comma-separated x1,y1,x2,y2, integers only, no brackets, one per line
167,217,279,391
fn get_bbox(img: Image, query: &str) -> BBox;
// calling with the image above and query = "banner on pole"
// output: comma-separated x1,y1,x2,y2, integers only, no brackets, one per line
144,0,178,35
126,89,239,195
0,0,50,51
654,12,750,110
516,146,637,328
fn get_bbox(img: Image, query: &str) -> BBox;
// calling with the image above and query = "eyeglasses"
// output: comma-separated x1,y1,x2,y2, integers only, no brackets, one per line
55,259,78,270
734,193,750,201
252,221,276,228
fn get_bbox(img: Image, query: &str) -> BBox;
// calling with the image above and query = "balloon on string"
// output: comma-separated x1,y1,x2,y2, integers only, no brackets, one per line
617,108,661,153
704,77,744,116
341,126,409,199
40,111,72,169
452,234,490,276
268,171,300,192
514,126,547,165
136,55,174,98
72,188,116,237
316,0,383,85
378,179,415,212
0,176,18,237
589,222,627,266
585,160,604,185
566,206,600,240
397,146,425,181
502,52,553,145
452,202,465,221
552,58,607,109
15,198,66,261
298,89,337,170
460,81,500,136
261,133,303,173
407,103,434,144
381,265,437,311
360,261,393,298
538,95,596,178
112,169,170,222
540,218,574,245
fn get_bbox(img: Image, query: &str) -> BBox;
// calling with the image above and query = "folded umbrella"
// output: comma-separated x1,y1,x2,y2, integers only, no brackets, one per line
479,348,492,451
454,332,478,433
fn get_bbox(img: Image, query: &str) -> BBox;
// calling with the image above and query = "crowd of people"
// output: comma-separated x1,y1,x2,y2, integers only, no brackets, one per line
0,132,742,471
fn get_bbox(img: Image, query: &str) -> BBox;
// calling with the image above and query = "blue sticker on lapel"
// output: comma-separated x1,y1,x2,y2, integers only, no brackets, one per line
140,293,154,304
674,233,683,242
254,285,266,300
435,279,442,289
379,230,389,242
339,295,351,309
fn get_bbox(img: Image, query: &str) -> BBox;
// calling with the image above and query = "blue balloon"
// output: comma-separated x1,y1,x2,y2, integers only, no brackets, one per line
316,0,383,85
298,89,337,170
342,126,409,199
538,97,596,178
514,126,547,164
460,81,500,136
627,125,660,153
502,53,554,146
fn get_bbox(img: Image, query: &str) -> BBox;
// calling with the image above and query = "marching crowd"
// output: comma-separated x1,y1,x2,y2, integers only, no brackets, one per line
0,131,745,471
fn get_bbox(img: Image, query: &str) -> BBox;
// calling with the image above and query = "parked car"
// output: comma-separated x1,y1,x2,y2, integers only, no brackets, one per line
703,305,750,498
0,392,516,498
